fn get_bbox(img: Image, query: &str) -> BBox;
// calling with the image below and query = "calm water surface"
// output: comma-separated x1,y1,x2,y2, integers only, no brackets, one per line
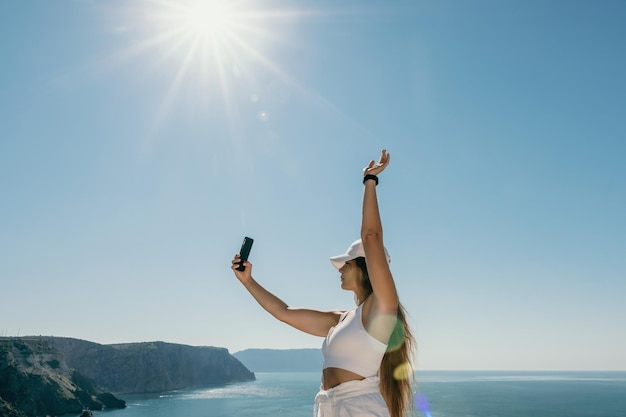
99,371,626,417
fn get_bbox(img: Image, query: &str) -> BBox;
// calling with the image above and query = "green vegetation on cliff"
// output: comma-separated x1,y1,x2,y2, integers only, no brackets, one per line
46,337,255,394
0,337,125,417
1,336,255,416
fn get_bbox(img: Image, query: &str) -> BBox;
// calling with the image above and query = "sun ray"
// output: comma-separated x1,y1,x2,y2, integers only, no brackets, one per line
100,0,365,145
150,33,203,134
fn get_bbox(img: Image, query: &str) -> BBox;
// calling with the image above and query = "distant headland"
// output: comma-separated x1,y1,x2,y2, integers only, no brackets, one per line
233,347,322,372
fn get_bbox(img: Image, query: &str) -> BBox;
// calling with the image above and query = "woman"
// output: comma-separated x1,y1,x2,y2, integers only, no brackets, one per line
231,149,415,417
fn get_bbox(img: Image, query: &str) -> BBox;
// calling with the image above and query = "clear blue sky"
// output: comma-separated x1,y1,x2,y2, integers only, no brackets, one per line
1,0,624,370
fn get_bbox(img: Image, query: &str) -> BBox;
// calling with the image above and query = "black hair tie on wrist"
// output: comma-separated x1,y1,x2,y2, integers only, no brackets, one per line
363,174,379,185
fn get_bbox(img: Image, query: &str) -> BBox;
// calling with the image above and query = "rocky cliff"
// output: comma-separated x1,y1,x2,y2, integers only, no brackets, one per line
45,337,255,394
0,337,125,417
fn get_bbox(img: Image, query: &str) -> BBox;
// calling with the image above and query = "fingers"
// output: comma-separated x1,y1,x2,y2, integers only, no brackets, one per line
231,254,242,271
379,149,390,166
364,149,390,174
231,254,251,272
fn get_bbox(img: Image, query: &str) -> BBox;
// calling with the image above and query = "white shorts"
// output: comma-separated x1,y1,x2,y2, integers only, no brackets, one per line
313,377,390,417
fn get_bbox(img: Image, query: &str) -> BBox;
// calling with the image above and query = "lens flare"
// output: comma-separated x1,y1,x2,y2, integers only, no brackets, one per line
386,317,405,352
414,391,432,417
392,362,413,381
366,313,404,352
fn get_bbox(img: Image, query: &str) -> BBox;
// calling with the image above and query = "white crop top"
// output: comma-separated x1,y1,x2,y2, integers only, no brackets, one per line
321,303,388,378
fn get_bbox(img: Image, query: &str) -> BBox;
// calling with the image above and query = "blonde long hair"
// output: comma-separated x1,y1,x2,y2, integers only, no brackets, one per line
355,256,416,417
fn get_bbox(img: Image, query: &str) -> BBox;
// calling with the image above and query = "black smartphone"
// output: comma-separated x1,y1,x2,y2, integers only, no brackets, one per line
236,237,254,271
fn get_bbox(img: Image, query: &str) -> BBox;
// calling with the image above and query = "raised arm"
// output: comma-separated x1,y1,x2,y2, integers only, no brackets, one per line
231,254,342,337
361,149,399,314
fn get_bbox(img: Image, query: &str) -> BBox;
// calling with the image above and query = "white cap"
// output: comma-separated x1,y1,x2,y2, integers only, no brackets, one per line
329,239,391,270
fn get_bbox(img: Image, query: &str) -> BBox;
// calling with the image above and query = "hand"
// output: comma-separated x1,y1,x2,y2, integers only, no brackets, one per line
363,149,390,177
231,254,252,283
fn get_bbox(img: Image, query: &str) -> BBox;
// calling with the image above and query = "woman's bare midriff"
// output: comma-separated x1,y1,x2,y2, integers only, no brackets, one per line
322,367,365,390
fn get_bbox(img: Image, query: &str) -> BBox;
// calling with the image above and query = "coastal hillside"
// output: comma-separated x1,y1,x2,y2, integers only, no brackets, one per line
0,337,125,417
233,348,322,372
45,337,255,394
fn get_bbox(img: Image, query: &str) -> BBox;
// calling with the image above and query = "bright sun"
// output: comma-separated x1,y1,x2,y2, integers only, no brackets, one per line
113,0,309,129
126,0,281,119
150,0,242,49
184,2,233,38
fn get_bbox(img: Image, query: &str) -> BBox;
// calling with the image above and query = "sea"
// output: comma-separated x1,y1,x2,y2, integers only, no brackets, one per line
100,371,626,417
